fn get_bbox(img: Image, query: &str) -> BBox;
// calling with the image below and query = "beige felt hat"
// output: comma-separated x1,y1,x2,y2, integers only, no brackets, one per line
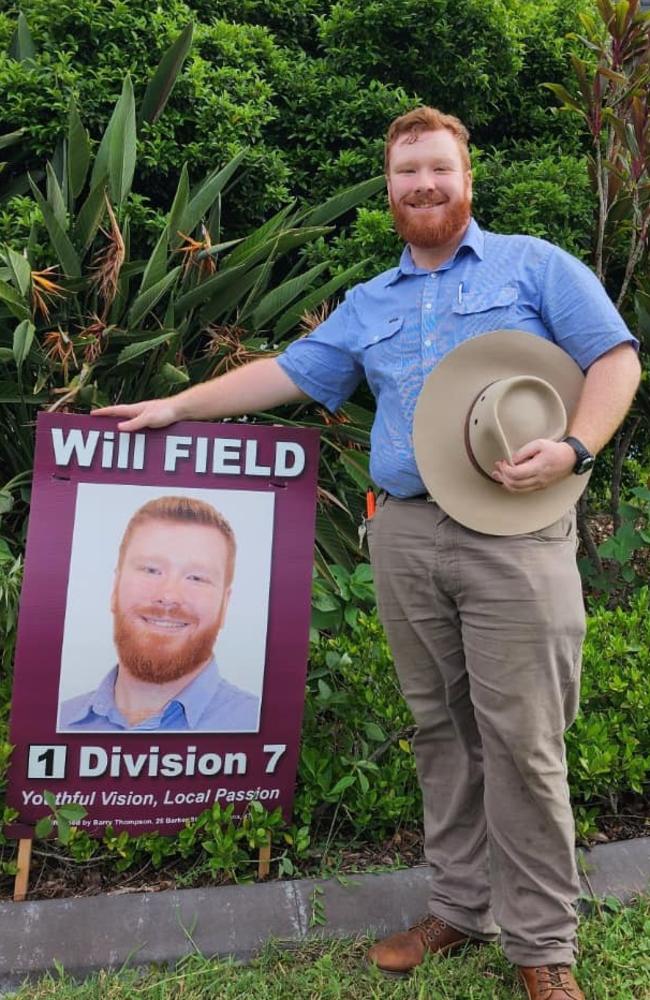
412,330,591,535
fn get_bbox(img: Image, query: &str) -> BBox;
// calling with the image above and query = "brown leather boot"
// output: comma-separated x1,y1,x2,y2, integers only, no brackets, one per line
518,965,585,1000
367,914,475,977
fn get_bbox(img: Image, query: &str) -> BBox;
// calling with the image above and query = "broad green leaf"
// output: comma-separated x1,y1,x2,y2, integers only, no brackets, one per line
179,150,246,235
250,261,329,331
274,260,368,337
0,129,24,152
168,163,190,248
109,76,137,206
329,775,356,796
139,225,170,294
199,263,266,325
59,803,87,821
9,12,36,62
29,177,81,277
34,817,53,839
3,246,31,296
0,347,14,362
139,23,194,125
73,180,107,251
299,175,385,228
13,319,35,372
117,330,176,365
542,83,583,114
159,362,189,385
227,203,297,268
128,266,181,327
46,162,67,230
0,380,45,403
364,722,387,742
67,97,91,200
0,280,30,321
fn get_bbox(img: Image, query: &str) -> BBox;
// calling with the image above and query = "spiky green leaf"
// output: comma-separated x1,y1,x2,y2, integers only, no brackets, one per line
251,261,330,331
168,164,190,249
274,260,368,338
0,130,24,152
67,98,91,200
13,320,35,372
128,266,181,327
139,226,170,294
0,280,30,321
117,330,176,365
179,150,246,235
174,261,250,317
227,203,297,268
3,246,31,296
199,263,266,325
9,12,36,62
0,380,46,403
46,162,67,230
298,175,385,228
340,448,373,491
139,23,194,125
73,180,107,251
29,177,81,277
109,76,137,206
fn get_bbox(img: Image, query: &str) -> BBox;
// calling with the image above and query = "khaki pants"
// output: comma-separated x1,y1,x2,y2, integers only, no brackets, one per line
367,494,585,966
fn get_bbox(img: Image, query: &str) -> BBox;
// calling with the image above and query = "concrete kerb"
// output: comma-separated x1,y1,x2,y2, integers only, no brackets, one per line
0,838,647,990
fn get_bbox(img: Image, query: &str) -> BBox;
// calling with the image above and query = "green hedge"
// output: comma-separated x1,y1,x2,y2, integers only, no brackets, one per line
0,547,647,880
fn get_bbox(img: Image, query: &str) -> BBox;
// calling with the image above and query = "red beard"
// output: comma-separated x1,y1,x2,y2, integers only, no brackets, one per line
113,603,220,684
390,192,471,249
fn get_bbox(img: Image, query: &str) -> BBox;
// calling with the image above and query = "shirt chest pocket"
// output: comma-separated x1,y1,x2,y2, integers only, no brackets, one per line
452,285,518,318
359,316,405,380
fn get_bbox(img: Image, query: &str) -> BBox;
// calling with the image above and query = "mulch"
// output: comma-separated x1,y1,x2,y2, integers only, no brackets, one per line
0,799,647,903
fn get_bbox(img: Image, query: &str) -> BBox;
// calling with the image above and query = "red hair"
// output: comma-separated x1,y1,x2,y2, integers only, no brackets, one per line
385,106,471,172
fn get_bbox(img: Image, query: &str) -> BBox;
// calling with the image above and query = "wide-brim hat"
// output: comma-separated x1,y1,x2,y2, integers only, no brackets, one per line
412,329,591,535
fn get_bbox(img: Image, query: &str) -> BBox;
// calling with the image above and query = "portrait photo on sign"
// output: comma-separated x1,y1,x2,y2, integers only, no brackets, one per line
57,483,274,734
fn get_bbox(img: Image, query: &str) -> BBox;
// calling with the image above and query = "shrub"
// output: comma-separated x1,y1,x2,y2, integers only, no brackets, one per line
567,587,650,812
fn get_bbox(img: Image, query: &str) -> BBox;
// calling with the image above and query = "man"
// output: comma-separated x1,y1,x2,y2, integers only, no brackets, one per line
95,108,641,998
59,495,260,732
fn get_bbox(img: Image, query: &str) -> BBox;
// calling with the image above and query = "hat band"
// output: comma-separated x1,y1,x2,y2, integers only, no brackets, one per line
463,382,499,484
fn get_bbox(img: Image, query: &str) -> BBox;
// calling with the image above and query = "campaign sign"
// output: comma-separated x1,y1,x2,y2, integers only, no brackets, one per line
6,412,319,837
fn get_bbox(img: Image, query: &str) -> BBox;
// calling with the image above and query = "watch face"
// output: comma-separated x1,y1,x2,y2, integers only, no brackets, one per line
576,455,595,475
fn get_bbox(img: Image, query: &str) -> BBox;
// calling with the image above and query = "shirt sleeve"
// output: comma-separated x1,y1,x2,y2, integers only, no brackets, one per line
276,292,364,412
540,245,639,369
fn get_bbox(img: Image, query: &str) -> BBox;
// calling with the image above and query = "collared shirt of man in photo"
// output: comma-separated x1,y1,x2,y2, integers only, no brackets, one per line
93,107,641,1000
59,496,259,732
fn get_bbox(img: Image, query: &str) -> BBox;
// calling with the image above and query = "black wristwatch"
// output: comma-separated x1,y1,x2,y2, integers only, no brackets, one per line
561,436,595,475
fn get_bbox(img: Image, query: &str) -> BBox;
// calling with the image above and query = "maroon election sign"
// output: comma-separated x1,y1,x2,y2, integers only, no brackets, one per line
7,412,319,838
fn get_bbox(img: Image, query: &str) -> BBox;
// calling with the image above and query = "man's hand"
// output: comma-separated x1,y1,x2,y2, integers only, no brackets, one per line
92,398,181,432
491,439,576,493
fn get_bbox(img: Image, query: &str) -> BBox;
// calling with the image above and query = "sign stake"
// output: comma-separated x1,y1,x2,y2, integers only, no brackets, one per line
257,834,272,879
13,838,33,901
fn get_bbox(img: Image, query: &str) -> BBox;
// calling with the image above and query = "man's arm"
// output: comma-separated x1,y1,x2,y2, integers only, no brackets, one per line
93,357,310,432
494,343,642,492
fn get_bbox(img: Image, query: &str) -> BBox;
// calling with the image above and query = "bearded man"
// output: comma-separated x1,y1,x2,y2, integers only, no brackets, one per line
95,108,641,999
59,495,259,732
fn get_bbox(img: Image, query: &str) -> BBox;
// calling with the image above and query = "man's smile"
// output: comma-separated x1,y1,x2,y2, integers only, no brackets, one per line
139,615,191,630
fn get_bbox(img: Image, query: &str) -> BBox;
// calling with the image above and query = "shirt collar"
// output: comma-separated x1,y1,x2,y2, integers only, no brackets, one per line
170,658,223,729
385,217,484,286
65,659,223,729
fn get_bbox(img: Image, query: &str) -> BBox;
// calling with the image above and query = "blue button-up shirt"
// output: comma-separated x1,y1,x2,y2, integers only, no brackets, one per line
58,659,260,732
277,220,638,497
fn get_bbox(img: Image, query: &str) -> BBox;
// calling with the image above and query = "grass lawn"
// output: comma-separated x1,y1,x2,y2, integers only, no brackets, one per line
8,897,649,999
